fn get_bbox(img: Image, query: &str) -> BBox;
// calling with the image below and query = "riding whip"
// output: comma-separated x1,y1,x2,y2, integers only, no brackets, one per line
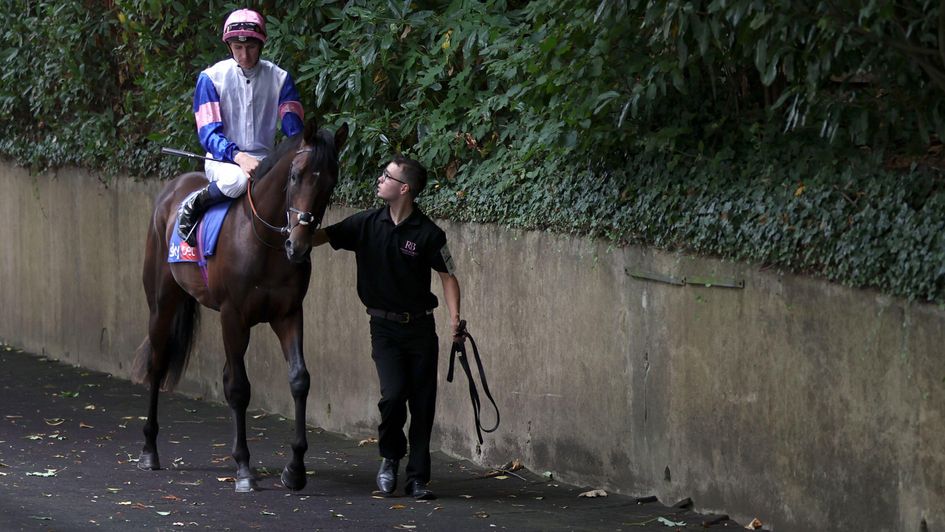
447,320,500,444
160,147,237,164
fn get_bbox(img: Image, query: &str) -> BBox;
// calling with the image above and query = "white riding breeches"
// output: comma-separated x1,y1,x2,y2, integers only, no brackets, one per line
204,153,263,198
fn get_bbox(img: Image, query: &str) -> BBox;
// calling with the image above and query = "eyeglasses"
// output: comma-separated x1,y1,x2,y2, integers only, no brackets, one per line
381,169,408,185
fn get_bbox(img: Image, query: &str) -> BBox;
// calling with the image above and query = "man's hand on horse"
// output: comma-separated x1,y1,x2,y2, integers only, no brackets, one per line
234,151,260,178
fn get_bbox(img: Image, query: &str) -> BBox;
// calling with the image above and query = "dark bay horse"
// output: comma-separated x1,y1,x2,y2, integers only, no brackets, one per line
132,119,348,492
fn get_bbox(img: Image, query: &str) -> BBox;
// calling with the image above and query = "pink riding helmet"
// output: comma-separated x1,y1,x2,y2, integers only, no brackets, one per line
222,9,267,44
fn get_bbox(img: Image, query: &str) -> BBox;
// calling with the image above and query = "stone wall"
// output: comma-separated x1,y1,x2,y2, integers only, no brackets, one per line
1,164,941,531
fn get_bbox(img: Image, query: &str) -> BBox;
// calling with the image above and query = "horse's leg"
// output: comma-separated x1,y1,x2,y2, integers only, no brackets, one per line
220,309,256,492
137,215,180,470
270,311,310,490
139,312,169,470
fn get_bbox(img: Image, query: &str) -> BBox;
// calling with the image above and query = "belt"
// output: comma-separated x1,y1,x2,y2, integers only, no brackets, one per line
366,307,434,324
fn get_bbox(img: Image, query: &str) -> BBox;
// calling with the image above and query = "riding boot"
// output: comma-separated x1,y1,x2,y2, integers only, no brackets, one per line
177,182,227,246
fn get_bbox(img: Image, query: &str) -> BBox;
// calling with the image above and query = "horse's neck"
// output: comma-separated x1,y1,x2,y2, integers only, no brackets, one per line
249,164,288,222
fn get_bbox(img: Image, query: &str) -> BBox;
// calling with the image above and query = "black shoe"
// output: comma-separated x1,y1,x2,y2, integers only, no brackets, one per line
376,458,399,495
405,480,436,500
177,183,223,246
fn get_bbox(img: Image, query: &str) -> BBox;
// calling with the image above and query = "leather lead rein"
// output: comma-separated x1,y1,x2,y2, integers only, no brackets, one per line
447,320,500,444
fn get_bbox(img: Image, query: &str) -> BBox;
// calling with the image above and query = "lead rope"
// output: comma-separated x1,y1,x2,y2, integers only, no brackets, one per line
447,320,500,444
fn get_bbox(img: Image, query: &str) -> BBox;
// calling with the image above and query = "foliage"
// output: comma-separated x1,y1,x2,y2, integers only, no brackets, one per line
0,0,943,303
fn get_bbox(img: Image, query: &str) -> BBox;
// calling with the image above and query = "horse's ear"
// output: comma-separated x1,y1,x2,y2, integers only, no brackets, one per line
303,117,319,145
334,122,349,152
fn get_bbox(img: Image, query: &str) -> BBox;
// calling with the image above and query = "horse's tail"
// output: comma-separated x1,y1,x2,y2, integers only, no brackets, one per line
131,297,200,392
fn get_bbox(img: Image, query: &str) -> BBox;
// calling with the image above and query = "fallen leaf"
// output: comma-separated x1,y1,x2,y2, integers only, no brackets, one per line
657,517,686,527
117,501,133,505
217,477,236,483
499,458,524,471
44,418,65,426
261,511,276,516
106,487,121,493
389,504,407,510
794,184,805,197
79,422,94,429
745,518,764,529
534,496,544,500
0,462,9,468
59,391,79,398
26,469,58,477
358,437,378,447
84,404,96,410
459,494,473,499
156,511,171,516
26,434,44,441
494,475,509,480
162,495,182,501
398,526,417,530
5,415,22,419
474,511,489,518
578,489,608,498
0,472,7,476
28,516,52,521
173,523,185,527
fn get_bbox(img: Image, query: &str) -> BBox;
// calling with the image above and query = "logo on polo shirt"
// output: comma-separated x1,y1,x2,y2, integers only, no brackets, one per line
401,240,418,257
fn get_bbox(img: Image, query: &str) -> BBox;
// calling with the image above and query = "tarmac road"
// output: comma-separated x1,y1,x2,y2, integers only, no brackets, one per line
0,343,749,531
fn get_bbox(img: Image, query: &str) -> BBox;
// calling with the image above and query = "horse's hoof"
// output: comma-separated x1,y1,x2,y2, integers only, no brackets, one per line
281,465,307,491
137,451,161,470
235,477,258,493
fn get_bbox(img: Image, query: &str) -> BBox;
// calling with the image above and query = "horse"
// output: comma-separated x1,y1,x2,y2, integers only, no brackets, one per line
132,118,348,492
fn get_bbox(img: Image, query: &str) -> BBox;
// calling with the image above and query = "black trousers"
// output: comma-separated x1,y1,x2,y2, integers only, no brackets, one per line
369,315,439,484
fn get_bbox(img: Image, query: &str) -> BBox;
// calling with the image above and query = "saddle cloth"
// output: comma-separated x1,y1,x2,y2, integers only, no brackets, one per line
168,191,233,263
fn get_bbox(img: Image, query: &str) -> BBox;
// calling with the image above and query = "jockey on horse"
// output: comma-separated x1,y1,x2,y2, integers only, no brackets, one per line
178,8,306,246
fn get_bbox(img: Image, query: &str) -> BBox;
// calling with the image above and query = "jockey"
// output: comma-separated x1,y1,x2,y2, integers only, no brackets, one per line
178,8,305,246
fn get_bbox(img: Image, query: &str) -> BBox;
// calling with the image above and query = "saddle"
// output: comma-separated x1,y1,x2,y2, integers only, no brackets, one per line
168,193,233,264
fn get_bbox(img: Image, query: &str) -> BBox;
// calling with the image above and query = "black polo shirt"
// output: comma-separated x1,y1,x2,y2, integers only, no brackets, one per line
325,205,453,314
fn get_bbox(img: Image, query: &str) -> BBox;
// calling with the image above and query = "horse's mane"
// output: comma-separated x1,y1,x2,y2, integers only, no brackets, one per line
256,129,339,180
256,134,302,179
310,129,340,176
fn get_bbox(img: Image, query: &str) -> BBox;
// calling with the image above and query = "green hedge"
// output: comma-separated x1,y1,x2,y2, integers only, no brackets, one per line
1,0,943,304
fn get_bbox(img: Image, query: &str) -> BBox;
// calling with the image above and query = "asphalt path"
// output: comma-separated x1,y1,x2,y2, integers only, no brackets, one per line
0,343,748,531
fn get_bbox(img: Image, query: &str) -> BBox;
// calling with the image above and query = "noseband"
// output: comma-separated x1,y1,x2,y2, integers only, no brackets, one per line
246,147,324,237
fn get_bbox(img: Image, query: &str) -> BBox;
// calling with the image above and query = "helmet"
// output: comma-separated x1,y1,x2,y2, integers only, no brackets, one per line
222,9,267,44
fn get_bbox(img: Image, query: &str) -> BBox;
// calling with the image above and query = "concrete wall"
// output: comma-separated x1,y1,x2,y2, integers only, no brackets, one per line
1,163,942,532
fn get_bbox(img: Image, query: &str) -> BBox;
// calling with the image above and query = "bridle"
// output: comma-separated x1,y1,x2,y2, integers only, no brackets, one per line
246,147,323,245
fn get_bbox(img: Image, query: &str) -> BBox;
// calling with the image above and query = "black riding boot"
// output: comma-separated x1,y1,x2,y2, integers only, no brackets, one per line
177,182,226,246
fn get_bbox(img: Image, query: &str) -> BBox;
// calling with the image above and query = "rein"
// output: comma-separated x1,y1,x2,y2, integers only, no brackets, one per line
447,320,500,444
245,147,321,244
